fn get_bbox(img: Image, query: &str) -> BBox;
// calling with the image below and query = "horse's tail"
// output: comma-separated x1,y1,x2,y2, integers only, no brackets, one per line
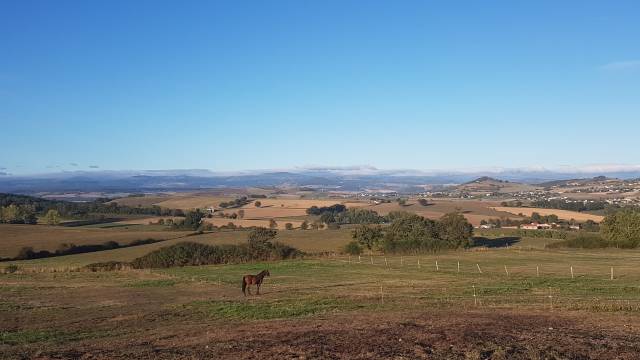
241,277,247,296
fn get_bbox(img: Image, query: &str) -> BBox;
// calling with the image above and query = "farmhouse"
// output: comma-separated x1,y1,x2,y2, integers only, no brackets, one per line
520,223,552,230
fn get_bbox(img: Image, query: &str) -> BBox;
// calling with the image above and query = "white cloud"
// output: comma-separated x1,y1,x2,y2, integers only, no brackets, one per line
600,60,640,71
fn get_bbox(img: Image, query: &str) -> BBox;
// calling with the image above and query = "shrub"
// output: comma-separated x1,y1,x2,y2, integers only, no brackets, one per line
131,241,301,269
4,264,18,273
546,234,610,249
84,261,131,272
343,241,363,255
285,223,293,230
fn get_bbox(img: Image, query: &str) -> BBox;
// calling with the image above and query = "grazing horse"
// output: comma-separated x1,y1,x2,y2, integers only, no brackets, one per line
242,270,270,296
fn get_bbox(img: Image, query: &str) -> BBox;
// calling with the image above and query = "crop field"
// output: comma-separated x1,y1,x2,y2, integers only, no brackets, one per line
3,242,640,358
0,224,191,259
1,228,354,269
491,206,605,222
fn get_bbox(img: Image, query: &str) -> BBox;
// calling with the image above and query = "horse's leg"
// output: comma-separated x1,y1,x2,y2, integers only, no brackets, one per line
247,284,252,295
257,283,261,295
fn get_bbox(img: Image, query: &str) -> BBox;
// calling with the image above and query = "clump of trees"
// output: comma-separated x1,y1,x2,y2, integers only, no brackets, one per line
532,199,608,212
351,212,473,254
0,204,37,224
306,204,346,216
601,208,640,248
218,197,250,209
0,193,185,222
131,227,301,268
171,210,205,230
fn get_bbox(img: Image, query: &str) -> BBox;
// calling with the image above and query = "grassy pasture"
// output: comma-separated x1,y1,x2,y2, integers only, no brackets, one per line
4,237,640,357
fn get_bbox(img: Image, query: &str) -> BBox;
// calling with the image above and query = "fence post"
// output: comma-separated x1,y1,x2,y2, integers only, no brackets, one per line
380,284,384,305
536,265,539,277
473,285,477,306
370,256,374,265
348,255,351,264
384,257,388,268
401,256,404,266
476,263,483,274
611,267,614,280
570,266,574,279
457,261,460,273
548,287,553,310
504,265,509,277
358,255,361,263
417,258,421,269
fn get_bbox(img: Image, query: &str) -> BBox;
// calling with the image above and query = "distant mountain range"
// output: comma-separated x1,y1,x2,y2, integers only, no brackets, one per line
1,167,640,195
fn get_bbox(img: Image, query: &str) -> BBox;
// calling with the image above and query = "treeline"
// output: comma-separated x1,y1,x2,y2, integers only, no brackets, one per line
345,212,473,254
218,197,251,209
0,204,38,224
131,228,301,268
306,204,346,216
531,199,608,212
0,193,185,222
5,238,160,261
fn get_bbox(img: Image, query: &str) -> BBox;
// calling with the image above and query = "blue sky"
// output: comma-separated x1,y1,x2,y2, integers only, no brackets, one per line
1,1,639,175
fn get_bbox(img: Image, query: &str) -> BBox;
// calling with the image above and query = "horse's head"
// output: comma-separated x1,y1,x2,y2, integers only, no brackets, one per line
264,270,270,277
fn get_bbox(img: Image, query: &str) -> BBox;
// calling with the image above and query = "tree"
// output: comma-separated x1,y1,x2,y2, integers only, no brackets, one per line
343,241,363,255
181,209,204,230
320,212,335,224
417,198,430,206
601,208,640,248
44,209,61,225
237,209,245,219
438,212,474,248
285,223,293,230
248,227,277,244
254,201,262,208
397,198,407,206
352,224,384,251
21,206,37,225
1,205,19,223
300,220,309,230
269,218,277,229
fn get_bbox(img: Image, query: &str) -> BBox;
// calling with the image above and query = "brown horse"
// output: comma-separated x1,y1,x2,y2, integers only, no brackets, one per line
242,270,270,296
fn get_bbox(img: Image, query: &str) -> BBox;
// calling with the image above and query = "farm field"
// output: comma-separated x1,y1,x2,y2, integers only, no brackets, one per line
109,194,530,228
491,206,604,222
1,228,355,269
3,247,640,358
0,224,190,259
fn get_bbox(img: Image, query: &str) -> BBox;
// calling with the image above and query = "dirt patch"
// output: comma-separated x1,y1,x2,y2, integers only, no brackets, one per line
8,309,640,359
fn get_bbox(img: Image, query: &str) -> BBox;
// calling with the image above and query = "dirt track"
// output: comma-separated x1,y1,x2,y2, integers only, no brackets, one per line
11,310,640,359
